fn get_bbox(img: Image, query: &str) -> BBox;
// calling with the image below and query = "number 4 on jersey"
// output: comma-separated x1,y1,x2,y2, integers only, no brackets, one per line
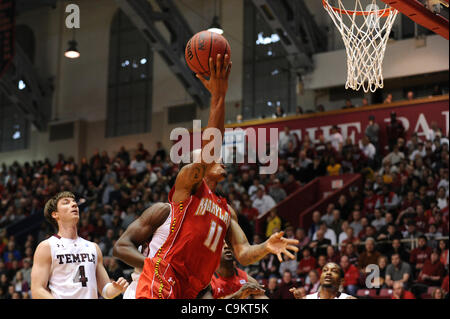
203,221,223,252
73,265,88,287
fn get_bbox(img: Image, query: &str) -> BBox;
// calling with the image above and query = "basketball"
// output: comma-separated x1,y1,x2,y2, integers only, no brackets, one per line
185,30,231,77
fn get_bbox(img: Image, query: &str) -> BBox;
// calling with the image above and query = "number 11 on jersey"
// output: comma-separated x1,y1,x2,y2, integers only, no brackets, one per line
203,221,223,252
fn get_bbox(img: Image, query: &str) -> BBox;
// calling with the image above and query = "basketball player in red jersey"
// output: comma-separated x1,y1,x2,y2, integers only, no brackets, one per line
114,53,299,299
209,243,268,299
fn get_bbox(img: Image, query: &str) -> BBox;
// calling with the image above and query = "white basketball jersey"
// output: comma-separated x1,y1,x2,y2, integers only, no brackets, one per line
306,292,352,299
123,213,171,299
47,235,98,299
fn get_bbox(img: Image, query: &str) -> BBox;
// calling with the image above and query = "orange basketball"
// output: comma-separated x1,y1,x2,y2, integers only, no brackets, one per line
185,30,231,77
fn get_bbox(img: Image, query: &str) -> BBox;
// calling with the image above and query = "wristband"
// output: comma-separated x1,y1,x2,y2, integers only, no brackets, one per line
102,282,113,299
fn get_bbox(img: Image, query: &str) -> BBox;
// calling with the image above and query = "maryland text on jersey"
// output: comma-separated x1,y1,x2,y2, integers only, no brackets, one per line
194,197,231,226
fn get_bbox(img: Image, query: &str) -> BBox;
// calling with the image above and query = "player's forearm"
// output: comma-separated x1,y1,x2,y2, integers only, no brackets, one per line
102,283,122,299
31,287,55,299
113,240,145,269
234,242,270,266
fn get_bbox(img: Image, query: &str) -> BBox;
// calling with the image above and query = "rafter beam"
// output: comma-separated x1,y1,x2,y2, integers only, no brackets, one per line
0,44,52,132
115,0,210,108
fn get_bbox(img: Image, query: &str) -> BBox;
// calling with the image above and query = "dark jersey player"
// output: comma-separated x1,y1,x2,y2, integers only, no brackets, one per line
113,53,299,299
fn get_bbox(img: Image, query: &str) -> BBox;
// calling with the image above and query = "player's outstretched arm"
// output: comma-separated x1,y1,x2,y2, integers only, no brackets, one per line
30,240,54,299
226,205,299,266
113,203,170,269
96,244,129,299
172,54,231,203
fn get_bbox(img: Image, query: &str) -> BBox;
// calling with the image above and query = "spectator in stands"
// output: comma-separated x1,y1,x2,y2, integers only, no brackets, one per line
152,141,167,163
392,280,415,299
328,125,344,152
431,287,445,299
340,255,360,296
329,209,343,239
371,209,386,232
375,185,401,212
272,270,297,299
326,245,340,263
359,136,376,161
365,115,380,150
385,253,412,289
265,276,279,299
384,93,393,104
320,203,335,226
295,228,310,250
265,209,282,239
383,144,405,167
268,179,287,204
342,99,355,109
410,236,433,275
279,253,299,279
386,112,405,151
340,225,360,247
279,127,298,156
327,157,342,176
19,258,32,286
386,238,410,263
12,271,29,294
273,105,287,118
438,240,448,268
309,229,331,257
350,210,364,237
308,211,322,239
336,194,351,221
376,255,388,288
431,85,443,97
442,274,449,296
316,104,325,113
361,97,369,107
253,188,276,219
297,247,317,278
296,106,304,115
304,269,320,294
406,90,415,101
312,222,337,246
358,238,381,271
415,249,446,288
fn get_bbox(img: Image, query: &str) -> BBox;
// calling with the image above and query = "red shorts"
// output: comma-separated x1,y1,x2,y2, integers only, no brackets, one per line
136,257,200,299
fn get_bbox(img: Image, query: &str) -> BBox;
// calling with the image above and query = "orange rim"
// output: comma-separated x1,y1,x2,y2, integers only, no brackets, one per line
322,0,395,17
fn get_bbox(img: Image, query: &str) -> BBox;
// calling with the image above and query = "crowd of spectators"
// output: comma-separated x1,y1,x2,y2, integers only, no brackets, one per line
0,97,449,299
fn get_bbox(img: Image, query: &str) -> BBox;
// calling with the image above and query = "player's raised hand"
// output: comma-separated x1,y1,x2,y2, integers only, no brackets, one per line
112,277,129,293
265,231,299,263
196,54,231,97
289,287,303,299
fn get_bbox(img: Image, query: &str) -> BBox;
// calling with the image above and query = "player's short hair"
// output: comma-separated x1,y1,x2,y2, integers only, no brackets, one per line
44,191,75,231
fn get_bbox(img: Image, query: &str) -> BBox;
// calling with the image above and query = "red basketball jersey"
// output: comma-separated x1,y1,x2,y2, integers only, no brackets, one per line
141,179,231,298
211,268,248,299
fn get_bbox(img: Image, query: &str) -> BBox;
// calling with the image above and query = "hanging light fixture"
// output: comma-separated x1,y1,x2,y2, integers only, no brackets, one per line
208,0,223,34
65,29,80,59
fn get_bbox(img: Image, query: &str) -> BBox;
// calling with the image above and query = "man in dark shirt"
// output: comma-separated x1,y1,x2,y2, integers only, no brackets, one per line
309,229,332,258
386,112,405,151
273,270,298,299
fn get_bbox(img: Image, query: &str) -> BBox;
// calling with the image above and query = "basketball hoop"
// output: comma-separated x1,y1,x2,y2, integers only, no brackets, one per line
323,0,399,93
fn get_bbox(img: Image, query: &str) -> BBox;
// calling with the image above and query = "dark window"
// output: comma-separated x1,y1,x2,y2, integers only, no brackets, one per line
106,10,153,137
242,0,296,120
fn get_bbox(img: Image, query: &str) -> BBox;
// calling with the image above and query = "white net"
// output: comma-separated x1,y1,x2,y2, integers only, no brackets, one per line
323,0,399,93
